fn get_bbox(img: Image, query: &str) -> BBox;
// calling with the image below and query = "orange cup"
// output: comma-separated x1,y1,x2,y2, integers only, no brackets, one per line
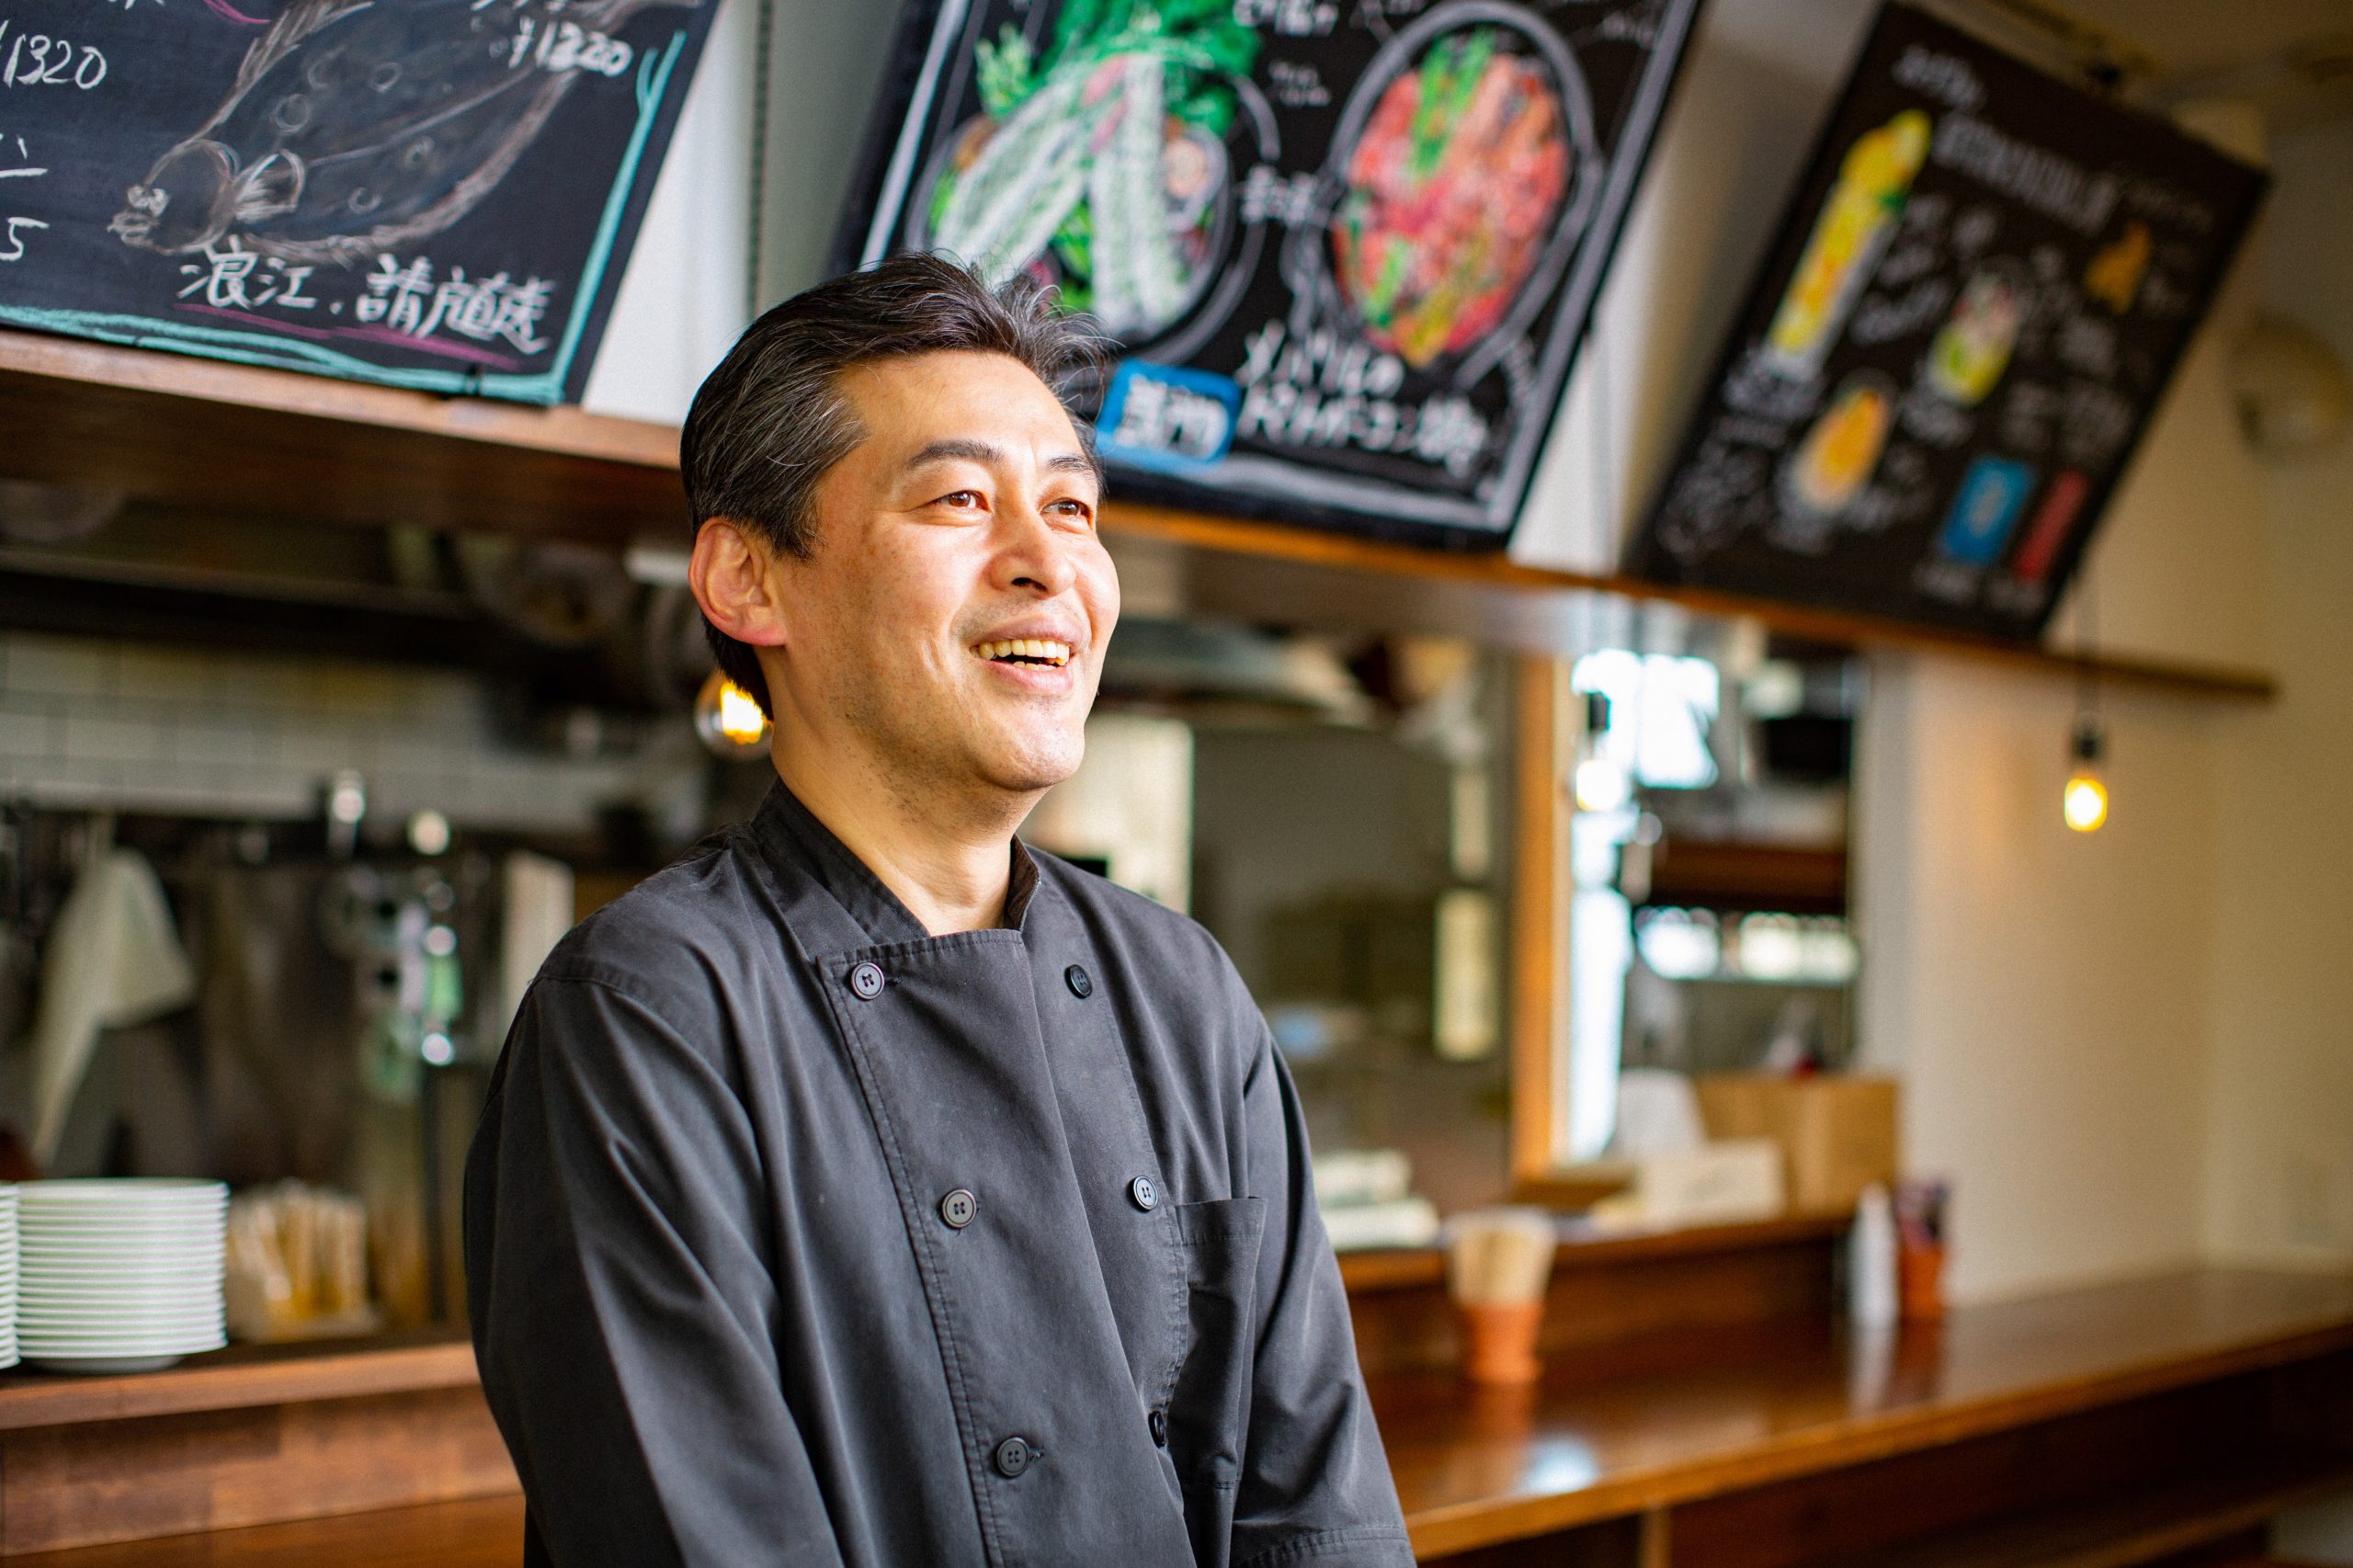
1456,1301,1544,1385
1898,1243,1946,1322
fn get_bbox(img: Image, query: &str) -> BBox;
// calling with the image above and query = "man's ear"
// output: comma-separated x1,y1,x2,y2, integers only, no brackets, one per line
689,518,789,648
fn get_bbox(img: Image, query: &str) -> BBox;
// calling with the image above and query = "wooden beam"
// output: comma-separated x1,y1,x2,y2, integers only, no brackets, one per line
0,329,681,547
0,328,2279,700
1103,501,2278,703
1508,655,1565,1186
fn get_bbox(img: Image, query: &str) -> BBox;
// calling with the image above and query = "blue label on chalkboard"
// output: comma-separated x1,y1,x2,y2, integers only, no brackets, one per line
1937,457,2036,565
1096,362,1240,475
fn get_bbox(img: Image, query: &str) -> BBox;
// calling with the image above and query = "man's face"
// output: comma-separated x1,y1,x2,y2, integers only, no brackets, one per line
770,349,1118,801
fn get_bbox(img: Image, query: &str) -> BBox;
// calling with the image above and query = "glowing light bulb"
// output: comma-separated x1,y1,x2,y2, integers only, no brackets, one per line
2063,771,2108,833
695,670,771,760
2063,721,2108,833
1573,755,1631,813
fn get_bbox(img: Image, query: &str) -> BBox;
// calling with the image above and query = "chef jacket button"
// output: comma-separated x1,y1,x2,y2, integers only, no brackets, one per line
939,1188,976,1229
849,961,885,999
1129,1175,1158,1212
1065,964,1094,998
1148,1408,1167,1448
993,1435,1035,1478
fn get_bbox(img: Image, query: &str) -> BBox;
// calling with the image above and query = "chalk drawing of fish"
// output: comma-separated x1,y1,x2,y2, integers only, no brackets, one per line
110,0,699,265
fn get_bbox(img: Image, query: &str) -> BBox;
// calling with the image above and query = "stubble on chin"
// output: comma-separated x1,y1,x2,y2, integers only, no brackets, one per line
835,659,1085,812
977,713,1086,796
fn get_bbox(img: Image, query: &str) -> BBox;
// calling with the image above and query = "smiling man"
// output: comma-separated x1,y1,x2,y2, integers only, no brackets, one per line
462,256,1413,1568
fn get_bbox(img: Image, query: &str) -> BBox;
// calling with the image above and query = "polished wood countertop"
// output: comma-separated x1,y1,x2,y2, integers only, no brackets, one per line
1381,1268,2353,1557
9,1268,2352,1565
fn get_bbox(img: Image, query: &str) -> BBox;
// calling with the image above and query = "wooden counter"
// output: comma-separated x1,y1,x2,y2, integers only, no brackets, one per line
1384,1267,2353,1561
6,1269,2348,1565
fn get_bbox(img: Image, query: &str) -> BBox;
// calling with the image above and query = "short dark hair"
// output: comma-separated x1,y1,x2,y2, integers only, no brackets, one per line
679,253,1107,717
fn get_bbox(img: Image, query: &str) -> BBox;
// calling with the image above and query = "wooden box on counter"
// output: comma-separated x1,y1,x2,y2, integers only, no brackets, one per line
1695,1074,1899,1215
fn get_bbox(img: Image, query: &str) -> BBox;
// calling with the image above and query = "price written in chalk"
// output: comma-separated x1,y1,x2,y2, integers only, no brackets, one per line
0,21,108,90
0,130,46,263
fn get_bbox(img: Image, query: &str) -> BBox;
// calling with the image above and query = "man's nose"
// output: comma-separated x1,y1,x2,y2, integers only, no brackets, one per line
996,501,1079,597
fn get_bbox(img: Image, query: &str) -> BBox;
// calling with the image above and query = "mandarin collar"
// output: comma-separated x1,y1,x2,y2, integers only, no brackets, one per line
750,781,1043,943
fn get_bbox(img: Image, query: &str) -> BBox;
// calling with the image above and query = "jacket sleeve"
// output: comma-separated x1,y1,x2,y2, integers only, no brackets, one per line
1228,1018,1417,1568
463,974,845,1568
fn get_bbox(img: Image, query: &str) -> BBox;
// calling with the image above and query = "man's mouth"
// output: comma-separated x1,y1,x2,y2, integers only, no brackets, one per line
974,638,1073,669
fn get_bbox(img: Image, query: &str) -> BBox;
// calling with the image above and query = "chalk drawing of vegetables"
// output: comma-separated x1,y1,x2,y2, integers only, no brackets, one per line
1330,23,1573,369
110,0,699,266
918,0,1262,341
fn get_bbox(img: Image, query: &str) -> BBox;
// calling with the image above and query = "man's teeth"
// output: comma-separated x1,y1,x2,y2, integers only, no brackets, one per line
977,638,1072,667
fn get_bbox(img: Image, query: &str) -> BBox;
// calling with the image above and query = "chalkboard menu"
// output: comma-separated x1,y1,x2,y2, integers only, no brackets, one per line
836,0,1704,548
0,0,717,404
1624,4,2266,639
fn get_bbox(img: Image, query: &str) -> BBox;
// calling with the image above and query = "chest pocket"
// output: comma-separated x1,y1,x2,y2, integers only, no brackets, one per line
1164,1196,1266,1491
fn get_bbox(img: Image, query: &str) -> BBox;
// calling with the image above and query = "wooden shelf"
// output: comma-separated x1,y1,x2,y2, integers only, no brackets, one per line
0,329,680,548
0,1330,478,1433
0,327,2277,700
1339,1212,1856,1296
1640,840,1849,916
1107,502,2278,702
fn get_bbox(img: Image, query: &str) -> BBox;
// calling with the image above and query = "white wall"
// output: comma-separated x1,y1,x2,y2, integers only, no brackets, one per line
1852,108,2353,1305
1854,657,2220,1302
580,0,757,426
579,0,909,427
2200,118,2353,1273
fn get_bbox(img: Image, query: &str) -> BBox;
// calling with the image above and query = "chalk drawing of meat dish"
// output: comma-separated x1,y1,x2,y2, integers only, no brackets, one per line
109,0,698,266
1330,25,1576,369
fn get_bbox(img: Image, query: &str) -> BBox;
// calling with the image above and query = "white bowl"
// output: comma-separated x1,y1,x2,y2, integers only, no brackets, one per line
18,1224,221,1244
18,1325,225,1350
22,1260,219,1278
21,1243,223,1265
18,1346,223,1367
19,1289,220,1310
17,1318,223,1340
17,1321,224,1342
24,1271,220,1288
20,1179,226,1202
21,1211,222,1227
19,1280,219,1301
20,1333,225,1355
21,1215,225,1233
21,1346,222,1369
23,1275,219,1292
21,1255,221,1275
22,1237,222,1256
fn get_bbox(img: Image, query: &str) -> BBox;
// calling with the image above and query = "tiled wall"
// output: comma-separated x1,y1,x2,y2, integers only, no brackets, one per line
0,631,684,833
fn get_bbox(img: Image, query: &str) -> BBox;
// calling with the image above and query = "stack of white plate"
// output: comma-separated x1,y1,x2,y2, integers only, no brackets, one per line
0,1186,17,1369
20,1180,228,1374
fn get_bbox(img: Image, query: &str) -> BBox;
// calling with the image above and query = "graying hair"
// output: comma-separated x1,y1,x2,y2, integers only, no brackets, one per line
679,253,1107,717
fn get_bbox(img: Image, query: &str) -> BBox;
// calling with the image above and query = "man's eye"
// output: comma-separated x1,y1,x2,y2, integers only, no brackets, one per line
1049,498,1096,525
938,490,984,509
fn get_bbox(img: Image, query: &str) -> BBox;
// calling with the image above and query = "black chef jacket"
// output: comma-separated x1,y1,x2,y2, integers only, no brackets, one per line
464,783,1413,1568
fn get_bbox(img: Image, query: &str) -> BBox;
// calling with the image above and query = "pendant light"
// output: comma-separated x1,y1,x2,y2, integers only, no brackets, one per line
2063,576,2107,834
2063,720,2109,833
